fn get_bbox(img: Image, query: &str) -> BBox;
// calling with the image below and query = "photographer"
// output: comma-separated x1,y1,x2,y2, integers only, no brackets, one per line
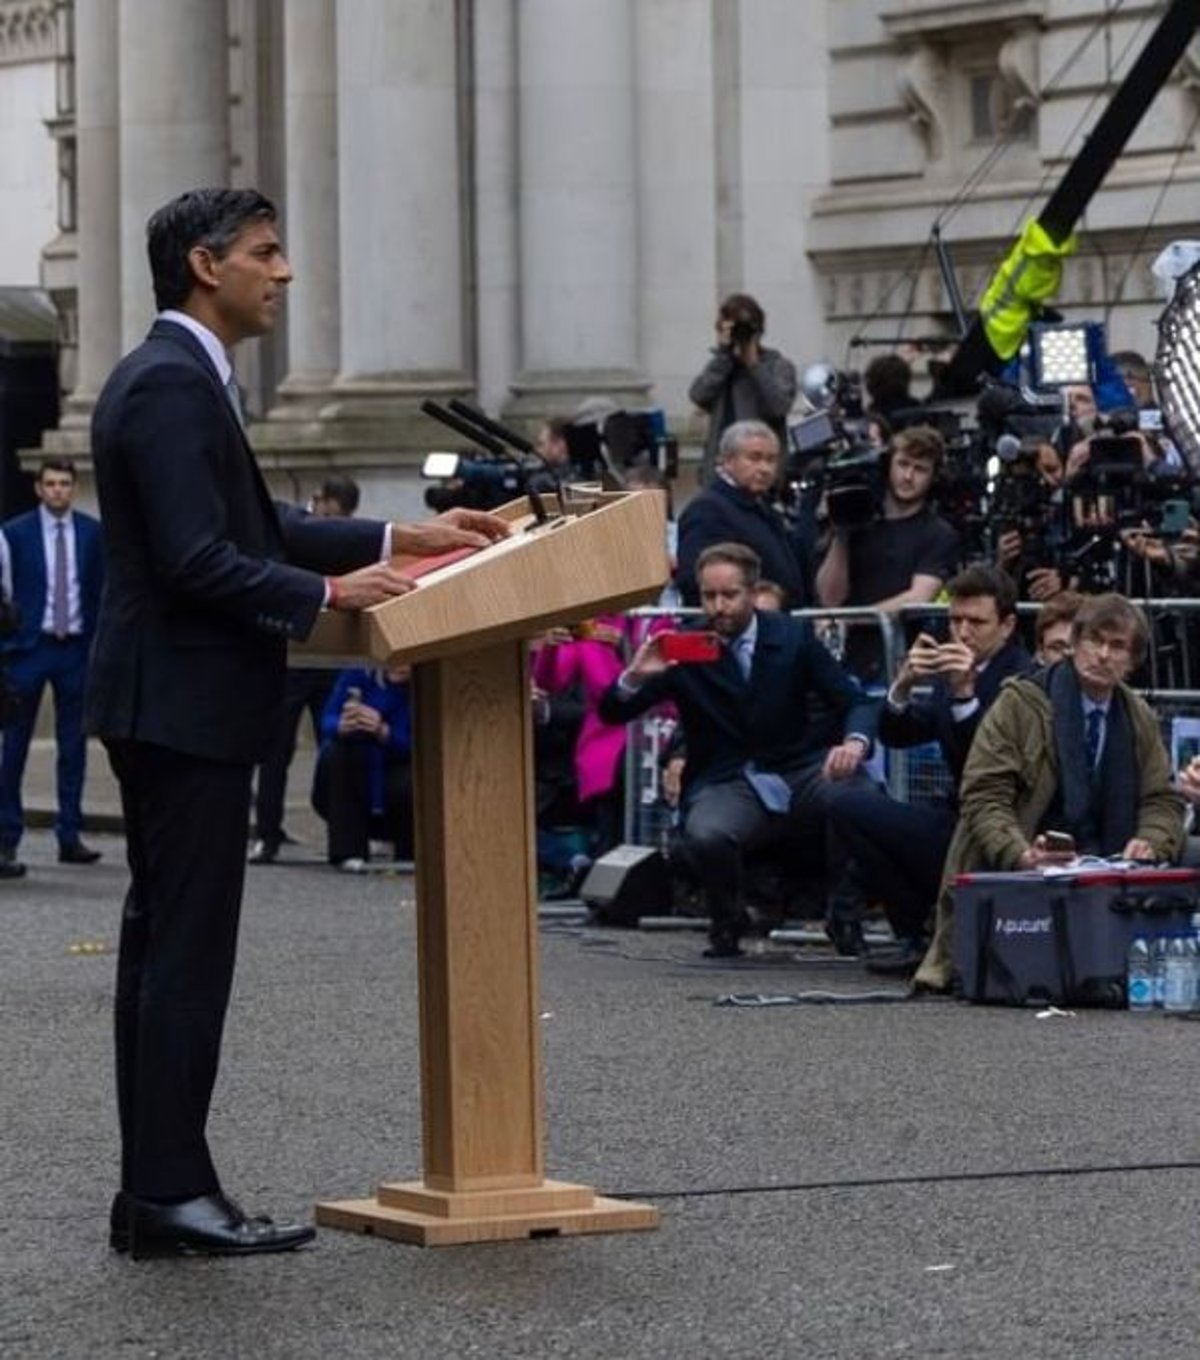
993,439,1072,602
689,293,797,486
815,425,961,682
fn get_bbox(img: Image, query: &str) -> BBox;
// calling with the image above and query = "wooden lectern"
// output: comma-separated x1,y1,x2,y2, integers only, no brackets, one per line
301,491,665,1245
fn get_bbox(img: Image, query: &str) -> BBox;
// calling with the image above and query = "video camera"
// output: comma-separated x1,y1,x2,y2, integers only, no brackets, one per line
420,449,527,513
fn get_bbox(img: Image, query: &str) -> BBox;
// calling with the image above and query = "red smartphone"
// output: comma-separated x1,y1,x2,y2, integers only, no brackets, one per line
658,631,721,664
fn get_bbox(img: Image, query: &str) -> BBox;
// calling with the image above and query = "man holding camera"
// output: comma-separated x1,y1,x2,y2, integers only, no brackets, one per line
911,592,1184,993
689,293,797,487
815,425,961,683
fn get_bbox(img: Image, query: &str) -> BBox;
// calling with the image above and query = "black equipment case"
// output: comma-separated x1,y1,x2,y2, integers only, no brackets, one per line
953,866,1200,1006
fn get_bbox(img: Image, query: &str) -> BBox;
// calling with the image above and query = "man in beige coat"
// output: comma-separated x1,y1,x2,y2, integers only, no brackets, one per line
913,593,1185,993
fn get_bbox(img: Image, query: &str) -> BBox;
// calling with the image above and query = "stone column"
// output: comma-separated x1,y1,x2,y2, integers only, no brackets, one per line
331,0,469,424
471,0,518,415
116,0,230,347
272,0,339,414
62,0,120,422
508,0,648,418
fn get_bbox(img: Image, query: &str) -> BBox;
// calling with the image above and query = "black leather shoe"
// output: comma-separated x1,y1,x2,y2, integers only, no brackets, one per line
825,916,864,957
0,846,26,878
865,938,926,977
703,932,744,959
59,840,101,865
109,1190,130,1252
126,1191,316,1259
248,837,281,864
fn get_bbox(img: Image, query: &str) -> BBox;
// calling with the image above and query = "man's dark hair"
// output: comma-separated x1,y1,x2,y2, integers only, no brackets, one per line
696,541,762,589
1072,592,1149,666
717,292,766,336
38,456,76,482
146,188,277,311
864,353,912,410
318,475,360,516
947,565,1017,620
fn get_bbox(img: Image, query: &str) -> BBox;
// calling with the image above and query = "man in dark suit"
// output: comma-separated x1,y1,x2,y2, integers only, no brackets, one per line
599,540,877,957
0,457,105,872
675,420,810,608
825,565,1033,971
89,188,508,1259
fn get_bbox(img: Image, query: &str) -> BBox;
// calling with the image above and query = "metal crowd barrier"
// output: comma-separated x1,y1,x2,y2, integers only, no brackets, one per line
616,599,1200,849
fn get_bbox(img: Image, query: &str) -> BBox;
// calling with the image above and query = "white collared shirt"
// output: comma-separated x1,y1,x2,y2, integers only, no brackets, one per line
159,309,232,386
39,505,82,634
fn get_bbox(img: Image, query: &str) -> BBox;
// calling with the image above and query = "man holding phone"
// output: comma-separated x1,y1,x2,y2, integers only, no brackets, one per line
826,566,1033,972
599,541,877,958
912,592,1184,993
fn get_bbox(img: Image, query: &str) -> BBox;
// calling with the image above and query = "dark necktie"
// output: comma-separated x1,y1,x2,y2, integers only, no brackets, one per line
52,519,68,639
225,376,246,430
1086,707,1103,770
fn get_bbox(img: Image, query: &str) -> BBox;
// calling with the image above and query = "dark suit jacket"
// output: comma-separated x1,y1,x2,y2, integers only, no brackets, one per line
1,507,104,653
598,610,878,807
87,319,386,764
877,635,1033,789
675,477,808,607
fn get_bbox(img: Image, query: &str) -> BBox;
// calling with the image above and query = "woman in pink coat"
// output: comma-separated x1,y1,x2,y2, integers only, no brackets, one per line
531,614,628,857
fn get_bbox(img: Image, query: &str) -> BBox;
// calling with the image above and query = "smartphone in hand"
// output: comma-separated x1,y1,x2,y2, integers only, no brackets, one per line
658,631,721,664
1043,830,1076,854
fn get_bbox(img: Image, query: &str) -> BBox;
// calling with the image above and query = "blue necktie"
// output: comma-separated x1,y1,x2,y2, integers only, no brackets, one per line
1086,707,1103,770
734,635,752,681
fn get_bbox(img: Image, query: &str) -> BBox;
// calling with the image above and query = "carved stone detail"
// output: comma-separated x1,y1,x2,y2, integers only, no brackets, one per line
898,41,950,162
0,0,57,67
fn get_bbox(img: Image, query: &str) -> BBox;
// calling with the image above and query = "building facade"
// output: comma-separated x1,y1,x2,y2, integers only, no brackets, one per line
1,0,1196,511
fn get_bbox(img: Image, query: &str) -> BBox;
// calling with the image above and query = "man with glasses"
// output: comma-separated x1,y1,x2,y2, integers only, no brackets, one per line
675,420,809,608
826,566,1033,973
911,592,1184,993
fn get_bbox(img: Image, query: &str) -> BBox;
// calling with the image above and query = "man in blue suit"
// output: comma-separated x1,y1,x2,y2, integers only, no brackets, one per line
0,457,105,871
599,540,878,957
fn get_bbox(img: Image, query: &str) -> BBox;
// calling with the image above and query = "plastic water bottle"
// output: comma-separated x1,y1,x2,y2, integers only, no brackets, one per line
1184,932,1200,1014
1152,934,1169,1008
1127,936,1154,1013
1164,935,1193,1014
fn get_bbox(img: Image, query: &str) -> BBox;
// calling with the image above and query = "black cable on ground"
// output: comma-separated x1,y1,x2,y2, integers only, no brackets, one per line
615,1156,1200,1205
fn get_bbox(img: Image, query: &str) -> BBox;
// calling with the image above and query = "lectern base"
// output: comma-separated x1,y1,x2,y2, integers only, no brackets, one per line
315,1178,659,1247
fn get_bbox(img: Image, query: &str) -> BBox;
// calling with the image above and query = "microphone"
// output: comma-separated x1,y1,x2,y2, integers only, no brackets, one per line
420,400,547,524
995,433,1023,464
447,400,568,517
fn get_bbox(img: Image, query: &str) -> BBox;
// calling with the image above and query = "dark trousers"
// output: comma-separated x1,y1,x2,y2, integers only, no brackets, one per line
0,635,88,849
252,667,336,844
682,758,873,940
312,739,414,863
106,739,253,1200
824,786,956,939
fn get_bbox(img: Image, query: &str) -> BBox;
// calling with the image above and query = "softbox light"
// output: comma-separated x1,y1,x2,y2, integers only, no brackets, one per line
1156,259,1200,471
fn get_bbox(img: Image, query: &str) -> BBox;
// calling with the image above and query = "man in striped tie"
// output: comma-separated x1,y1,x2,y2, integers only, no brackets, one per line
0,457,105,873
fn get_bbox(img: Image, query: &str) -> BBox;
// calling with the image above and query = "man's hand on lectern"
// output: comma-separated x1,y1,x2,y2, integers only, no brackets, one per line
329,562,418,610
393,507,510,556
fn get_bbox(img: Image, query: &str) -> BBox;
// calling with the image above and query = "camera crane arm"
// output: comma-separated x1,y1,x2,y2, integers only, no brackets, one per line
935,0,1200,398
